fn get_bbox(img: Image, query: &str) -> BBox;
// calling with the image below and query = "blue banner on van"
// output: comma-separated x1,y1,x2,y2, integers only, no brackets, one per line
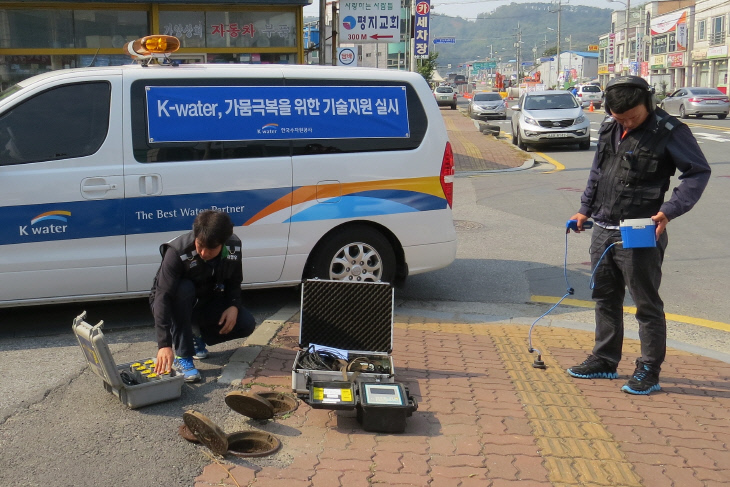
146,86,411,142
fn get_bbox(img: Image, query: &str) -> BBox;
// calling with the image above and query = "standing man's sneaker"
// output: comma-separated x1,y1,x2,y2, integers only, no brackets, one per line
193,335,209,360
173,356,202,382
567,355,618,379
622,360,661,395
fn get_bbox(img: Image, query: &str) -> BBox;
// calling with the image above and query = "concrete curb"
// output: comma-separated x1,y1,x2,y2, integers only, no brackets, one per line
217,303,300,386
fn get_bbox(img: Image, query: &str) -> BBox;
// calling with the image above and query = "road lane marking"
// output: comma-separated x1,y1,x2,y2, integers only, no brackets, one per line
531,295,730,332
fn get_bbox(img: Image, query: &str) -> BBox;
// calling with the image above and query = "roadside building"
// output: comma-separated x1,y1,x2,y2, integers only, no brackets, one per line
534,51,598,89
646,3,695,93
0,0,309,91
690,0,730,93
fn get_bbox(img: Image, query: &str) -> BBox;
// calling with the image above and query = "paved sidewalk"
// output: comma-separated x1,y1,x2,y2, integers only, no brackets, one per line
440,108,532,173
194,307,730,487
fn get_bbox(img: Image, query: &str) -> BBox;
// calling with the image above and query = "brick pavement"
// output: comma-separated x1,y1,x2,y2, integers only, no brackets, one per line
440,108,530,173
194,314,730,487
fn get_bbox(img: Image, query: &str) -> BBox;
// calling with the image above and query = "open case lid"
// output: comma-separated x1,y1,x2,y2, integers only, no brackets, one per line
72,312,123,389
299,279,394,353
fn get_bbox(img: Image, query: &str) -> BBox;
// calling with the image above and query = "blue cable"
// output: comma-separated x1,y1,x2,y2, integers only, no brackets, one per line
527,225,622,368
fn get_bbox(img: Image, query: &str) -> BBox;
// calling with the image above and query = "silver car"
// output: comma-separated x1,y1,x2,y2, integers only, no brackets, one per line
510,90,591,151
660,87,729,119
468,91,507,120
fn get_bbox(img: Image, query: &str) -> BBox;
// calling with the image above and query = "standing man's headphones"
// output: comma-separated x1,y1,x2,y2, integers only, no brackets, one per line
604,76,655,115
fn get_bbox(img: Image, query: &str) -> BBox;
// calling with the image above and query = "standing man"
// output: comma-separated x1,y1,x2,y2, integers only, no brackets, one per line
566,76,711,395
150,210,256,382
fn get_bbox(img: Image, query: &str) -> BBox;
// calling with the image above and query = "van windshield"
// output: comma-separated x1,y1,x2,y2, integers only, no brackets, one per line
525,94,578,110
473,93,502,101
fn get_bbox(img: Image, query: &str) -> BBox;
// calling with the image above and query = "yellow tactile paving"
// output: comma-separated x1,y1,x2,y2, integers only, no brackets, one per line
396,321,644,486
444,116,484,161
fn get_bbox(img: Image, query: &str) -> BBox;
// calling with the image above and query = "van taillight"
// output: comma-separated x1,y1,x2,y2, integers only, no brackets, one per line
440,142,454,208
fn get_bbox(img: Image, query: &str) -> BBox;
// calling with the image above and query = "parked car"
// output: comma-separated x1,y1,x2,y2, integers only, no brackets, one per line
510,90,591,151
434,85,457,109
660,87,729,119
574,84,603,109
468,91,507,120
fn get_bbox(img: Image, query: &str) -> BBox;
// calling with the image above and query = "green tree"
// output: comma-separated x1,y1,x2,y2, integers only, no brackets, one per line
416,52,439,84
543,46,557,57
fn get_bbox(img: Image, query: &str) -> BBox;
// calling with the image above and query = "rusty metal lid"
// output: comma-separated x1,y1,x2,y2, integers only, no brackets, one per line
225,391,275,420
182,410,228,456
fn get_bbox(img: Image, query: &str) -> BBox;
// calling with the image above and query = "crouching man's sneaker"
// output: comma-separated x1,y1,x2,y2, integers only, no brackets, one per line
622,359,660,395
567,355,618,379
193,335,209,360
173,356,201,383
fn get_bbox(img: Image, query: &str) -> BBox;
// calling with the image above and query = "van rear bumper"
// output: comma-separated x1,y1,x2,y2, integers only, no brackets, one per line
403,239,457,276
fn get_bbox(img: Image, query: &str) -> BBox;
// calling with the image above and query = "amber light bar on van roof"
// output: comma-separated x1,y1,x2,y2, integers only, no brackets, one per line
124,35,180,59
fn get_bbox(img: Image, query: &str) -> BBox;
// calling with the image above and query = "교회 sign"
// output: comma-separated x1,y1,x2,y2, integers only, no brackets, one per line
340,0,401,43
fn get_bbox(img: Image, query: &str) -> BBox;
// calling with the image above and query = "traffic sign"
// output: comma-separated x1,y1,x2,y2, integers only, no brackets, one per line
340,0,401,43
433,37,456,44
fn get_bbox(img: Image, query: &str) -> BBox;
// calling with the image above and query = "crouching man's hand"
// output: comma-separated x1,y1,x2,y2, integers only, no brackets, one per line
155,346,174,374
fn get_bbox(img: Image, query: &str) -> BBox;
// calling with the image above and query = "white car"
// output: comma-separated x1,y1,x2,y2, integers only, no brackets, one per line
510,90,591,151
433,86,457,109
574,84,603,109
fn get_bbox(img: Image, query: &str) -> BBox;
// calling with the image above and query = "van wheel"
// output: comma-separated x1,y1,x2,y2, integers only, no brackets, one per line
511,126,518,145
719,114,727,120
579,140,590,150
309,226,396,284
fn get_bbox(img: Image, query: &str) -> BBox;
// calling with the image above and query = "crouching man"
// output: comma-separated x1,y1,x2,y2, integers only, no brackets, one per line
150,210,255,382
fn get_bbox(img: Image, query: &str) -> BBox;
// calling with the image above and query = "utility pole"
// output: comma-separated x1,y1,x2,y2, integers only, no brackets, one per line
318,0,326,65
331,1,338,66
550,0,562,88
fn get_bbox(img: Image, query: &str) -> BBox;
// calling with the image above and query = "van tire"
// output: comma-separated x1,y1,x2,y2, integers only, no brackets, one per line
310,225,396,284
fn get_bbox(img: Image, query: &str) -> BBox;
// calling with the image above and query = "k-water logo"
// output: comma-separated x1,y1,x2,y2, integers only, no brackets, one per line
258,123,279,135
19,210,71,236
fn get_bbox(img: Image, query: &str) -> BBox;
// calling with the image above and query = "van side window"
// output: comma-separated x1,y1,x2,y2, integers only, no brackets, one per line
0,82,110,166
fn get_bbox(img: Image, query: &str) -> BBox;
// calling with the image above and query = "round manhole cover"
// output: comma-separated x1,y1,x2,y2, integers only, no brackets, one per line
454,220,484,231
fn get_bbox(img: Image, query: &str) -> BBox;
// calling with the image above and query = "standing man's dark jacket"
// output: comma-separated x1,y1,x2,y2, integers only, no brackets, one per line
579,107,711,225
150,231,243,349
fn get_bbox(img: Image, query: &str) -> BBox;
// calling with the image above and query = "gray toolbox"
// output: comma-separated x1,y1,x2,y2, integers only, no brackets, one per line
291,279,396,398
72,311,184,409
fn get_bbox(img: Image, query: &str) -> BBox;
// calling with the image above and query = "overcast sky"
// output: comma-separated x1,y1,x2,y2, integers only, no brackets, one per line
304,0,645,22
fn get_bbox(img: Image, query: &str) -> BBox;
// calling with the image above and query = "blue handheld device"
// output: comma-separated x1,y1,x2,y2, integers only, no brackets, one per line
566,220,593,231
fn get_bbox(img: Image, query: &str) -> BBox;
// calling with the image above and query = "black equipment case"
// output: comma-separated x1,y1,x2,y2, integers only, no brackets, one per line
291,279,396,397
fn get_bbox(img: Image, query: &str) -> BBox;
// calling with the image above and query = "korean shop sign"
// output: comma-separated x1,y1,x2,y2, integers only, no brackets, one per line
414,0,431,58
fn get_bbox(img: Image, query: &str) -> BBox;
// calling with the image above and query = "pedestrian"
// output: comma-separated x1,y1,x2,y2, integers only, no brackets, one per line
150,210,256,382
566,76,711,395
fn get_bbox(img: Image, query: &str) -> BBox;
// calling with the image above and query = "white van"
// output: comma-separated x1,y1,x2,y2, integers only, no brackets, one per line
0,38,457,307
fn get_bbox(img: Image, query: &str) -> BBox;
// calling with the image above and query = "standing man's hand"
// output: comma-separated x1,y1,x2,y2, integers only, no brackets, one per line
569,213,590,232
219,306,239,335
652,211,669,238
155,346,174,374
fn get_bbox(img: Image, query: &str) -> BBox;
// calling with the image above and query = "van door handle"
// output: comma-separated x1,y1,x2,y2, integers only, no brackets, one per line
138,174,162,195
81,177,118,197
